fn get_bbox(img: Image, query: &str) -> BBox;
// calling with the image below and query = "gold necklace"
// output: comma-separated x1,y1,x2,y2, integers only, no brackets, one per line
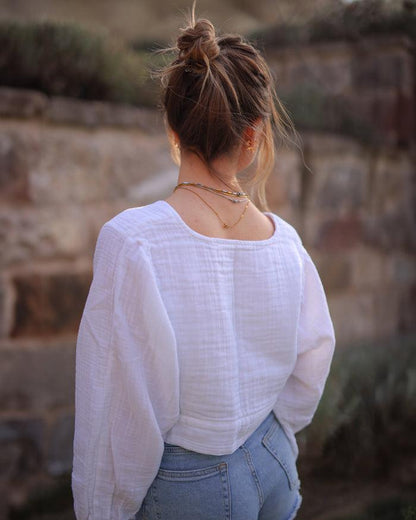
207,190,248,203
175,182,248,198
175,186,251,229
174,184,247,203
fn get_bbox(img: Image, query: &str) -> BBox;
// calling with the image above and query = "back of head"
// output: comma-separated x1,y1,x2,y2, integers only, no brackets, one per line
156,7,298,210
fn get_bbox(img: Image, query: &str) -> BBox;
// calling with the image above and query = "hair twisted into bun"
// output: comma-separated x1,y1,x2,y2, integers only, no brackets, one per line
177,19,220,73
155,5,300,211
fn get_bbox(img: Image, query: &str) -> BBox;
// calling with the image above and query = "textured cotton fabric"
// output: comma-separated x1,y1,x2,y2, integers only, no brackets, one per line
72,199,336,520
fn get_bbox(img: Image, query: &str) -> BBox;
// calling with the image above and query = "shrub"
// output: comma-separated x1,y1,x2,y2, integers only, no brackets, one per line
309,0,416,43
251,0,416,48
332,497,416,520
0,20,156,107
9,474,74,519
298,334,416,480
279,83,376,144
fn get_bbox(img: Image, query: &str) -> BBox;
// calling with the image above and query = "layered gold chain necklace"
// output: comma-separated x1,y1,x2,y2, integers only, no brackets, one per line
173,181,251,229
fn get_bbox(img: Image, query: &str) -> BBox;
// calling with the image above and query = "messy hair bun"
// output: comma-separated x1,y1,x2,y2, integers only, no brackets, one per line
177,19,220,73
155,6,299,211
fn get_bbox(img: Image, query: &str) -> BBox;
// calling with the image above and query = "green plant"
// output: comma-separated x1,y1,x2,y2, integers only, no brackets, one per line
250,0,416,48
279,83,376,144
0,20,156,107
9,474,74,519
309,0,416,43
331,497,416,520
298,334,416,480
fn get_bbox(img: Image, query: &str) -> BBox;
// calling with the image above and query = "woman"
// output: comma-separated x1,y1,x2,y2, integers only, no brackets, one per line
71,10,336,520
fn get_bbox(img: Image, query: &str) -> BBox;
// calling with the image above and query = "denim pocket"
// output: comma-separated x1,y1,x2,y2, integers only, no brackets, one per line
261,420,300,491
157,461,227,481
150,462,231,520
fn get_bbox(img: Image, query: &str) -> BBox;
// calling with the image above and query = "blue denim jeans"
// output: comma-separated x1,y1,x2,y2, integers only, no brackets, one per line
135,411,302,520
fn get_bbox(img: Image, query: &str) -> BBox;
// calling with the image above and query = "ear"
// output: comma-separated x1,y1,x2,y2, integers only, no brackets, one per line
166,126,181,165
243,118,264,145
166,126,180,147
243,126,256,145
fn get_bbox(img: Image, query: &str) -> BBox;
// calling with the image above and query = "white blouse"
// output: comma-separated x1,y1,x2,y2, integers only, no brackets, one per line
72,200,336,520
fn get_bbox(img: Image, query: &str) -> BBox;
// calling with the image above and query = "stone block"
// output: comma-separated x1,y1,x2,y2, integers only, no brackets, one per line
303,139,368,213
372,287,401,339
363,212,416,252
327,291,376,346
0,343,75,411
314,60,352,95
368,150,413,214
314,253,351,294
0,206,91,267
46,97,111,128
355,88,414,147
387,254,416,286
315,215,363,251
28,126,169,206
0,131,34,203
0,281,6,338
267,148,302,210
0,87,47,119
46,96,163,132
350,247,387,289
47,413,74,476
128,167,177,205
398,284,416,334
318,162,366,212
11,272,91,338
396,90,415,147
0,417,44,478
351,51,408,89
363,150,415,250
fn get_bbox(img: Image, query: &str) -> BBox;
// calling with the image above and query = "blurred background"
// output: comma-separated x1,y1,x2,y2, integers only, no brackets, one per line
0,0,415,518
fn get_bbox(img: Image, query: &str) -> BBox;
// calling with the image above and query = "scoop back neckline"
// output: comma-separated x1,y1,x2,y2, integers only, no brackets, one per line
156,199,279,246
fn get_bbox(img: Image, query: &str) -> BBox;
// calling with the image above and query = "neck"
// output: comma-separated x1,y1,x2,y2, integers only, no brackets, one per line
177,150,243,192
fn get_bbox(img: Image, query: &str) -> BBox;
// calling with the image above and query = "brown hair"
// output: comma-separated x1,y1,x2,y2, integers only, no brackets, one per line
155,7,301,211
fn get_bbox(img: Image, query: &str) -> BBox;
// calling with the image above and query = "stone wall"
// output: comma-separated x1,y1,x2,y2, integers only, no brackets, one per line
0,90,177,517
0,33,415,517
263,34,415,344
265,34,415,148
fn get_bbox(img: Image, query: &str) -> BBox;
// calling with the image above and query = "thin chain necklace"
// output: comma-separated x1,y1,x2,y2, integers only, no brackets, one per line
175,181,248,198
174,183,247,203
174,186,251,229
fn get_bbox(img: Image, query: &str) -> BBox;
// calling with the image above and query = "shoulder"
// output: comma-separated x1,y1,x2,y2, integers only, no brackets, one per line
270,212,303,249
92,202,166,268
103,201,166,241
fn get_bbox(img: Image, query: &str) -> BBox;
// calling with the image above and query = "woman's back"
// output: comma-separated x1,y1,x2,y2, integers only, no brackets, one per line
72,198,335,519
104,201,303,451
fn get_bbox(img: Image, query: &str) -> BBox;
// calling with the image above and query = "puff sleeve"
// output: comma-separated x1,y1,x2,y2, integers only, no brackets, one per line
273,245,336,458
71,223,179,520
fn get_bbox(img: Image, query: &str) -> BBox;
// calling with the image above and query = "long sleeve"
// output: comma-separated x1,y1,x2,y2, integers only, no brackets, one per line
72,223,179,520
273,245,336,458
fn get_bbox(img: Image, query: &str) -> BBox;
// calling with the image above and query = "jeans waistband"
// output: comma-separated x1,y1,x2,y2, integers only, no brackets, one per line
244,410,276,445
